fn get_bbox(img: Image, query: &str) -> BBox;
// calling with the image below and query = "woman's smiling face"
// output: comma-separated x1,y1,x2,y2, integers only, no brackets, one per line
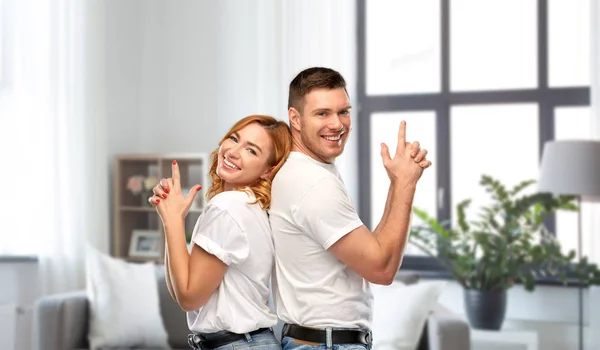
216,122,274,191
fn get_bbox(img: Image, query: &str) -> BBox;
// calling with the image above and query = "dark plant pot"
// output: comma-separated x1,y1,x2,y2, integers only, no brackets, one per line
464,289,507,330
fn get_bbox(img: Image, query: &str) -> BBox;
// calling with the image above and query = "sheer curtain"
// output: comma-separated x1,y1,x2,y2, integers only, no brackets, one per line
0,0,108,295
278,0,358,203
590,0,600,264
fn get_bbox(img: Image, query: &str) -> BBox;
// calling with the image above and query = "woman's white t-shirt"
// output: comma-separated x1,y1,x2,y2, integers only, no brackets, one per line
186,189,277,334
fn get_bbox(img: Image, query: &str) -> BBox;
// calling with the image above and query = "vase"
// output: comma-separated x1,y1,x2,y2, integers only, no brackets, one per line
463,288,507,330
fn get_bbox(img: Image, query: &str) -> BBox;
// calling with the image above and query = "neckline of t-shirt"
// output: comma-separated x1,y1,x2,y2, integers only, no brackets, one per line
289,151,337,171
217,187,257,201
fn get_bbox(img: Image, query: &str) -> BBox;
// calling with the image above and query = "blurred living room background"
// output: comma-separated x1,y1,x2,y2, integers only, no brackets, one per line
1,0,600,349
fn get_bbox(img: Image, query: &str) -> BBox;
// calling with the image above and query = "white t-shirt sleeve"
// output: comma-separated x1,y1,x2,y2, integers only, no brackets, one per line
191,205,249,266
293,176,364,249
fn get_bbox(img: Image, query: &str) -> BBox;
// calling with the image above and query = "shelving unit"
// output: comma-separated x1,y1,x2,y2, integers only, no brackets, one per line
112,153,210,263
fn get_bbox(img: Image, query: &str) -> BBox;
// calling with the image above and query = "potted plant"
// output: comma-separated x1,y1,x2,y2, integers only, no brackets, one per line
409,175,600,330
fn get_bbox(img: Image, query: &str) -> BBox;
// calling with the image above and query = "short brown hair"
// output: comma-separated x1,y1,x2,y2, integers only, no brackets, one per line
288,67,347,113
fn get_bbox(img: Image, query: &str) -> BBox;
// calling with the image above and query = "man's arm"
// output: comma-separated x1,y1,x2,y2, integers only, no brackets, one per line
329,121,429,285
372,183,393,237
329,182,415,285
373,141,422,237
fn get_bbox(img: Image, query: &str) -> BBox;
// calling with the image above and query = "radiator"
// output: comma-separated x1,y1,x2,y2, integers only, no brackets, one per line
0,303,17,350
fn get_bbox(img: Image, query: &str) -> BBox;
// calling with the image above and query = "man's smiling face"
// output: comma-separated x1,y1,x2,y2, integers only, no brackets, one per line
295,87,352,164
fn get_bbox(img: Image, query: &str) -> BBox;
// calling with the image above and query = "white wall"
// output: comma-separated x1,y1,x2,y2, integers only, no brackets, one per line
105,0,222,158
105,0,282,158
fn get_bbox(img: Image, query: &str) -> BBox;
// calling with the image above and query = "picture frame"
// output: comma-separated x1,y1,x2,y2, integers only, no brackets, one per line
129,229,161,258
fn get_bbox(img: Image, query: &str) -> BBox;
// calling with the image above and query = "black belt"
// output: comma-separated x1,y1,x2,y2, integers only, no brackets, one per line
188,328,270,350
282,324,372,345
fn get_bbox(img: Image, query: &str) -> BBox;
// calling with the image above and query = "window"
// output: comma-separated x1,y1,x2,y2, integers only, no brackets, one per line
548,0,590,87
357,0,591,271
451,0,537,91
370,111,437,255
450,104,540,223
366,1,440,94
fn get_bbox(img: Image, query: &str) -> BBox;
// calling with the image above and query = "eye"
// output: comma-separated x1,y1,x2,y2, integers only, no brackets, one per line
317,111,327,117
247,148,257,156
339,110,349,116
229,135,238,142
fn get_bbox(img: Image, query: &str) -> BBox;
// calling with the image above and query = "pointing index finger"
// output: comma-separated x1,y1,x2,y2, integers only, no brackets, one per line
395,120,407,155
172,160,180,187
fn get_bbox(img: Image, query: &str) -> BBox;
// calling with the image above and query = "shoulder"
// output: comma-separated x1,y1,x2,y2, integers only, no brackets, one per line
274,154,341,193
207,190,266,222
296,176,349,208
278,152,332,177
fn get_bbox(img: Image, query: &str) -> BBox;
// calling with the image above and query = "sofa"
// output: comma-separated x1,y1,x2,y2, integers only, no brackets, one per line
33,266,190,350
33,267,470,350
389,272,471,350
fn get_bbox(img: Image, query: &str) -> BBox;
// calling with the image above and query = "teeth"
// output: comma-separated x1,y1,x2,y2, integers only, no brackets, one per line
323,134,342,141
223,157,239,170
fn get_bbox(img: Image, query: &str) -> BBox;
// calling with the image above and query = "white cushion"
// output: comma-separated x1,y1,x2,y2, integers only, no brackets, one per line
86,246,170,350
372,280,446,350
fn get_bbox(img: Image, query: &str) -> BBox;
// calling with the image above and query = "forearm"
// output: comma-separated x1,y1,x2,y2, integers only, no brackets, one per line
164,245,178,302
373,183,394,236
163,219,192,303
374,182,416,273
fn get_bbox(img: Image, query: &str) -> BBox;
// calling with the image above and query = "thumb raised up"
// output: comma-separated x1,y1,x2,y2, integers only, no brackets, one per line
185,185,202,207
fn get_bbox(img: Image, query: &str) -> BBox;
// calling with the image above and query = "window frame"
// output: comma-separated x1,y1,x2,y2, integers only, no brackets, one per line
356,0,590,280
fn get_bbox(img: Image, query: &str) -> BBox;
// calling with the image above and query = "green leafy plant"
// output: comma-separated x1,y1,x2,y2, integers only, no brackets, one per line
410,175,600,291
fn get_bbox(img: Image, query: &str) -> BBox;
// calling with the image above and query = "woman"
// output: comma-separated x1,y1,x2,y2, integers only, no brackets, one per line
149,115,292,350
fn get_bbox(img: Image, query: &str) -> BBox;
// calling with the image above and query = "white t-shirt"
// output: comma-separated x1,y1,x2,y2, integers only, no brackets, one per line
186,190,278,333
269,152,374,330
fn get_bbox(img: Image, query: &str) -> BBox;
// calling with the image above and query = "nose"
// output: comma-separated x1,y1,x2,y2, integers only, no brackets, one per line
328,114,344,131
226,144,241,159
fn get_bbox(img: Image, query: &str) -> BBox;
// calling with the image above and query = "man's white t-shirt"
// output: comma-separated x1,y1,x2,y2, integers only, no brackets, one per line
269,152,374,330
187,190,278,334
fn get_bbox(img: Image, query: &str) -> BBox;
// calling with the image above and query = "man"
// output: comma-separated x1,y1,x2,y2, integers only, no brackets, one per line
269,67,431,350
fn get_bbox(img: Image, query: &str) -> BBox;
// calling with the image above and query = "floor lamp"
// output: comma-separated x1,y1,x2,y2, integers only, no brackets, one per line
538,140,600,350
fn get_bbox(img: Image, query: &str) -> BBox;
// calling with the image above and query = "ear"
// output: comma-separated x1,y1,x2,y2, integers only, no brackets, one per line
260,165,276,180
288,107,302,132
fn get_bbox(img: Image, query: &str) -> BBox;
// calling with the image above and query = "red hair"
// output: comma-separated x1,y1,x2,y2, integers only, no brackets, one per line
206,115,292,210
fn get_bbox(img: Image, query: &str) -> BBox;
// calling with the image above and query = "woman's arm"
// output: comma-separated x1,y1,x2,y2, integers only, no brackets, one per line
153,161,228,311
164,244,178,302
163,219,227,312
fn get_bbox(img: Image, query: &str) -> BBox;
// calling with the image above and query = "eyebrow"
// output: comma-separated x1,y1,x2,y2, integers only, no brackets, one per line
311,106,352,113
233,132,263,154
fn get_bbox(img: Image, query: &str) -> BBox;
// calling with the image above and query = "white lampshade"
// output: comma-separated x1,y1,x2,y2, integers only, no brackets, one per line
538,140,600,200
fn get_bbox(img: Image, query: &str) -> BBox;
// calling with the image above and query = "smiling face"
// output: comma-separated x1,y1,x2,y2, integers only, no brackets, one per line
216,122,274,191
290,87,352,163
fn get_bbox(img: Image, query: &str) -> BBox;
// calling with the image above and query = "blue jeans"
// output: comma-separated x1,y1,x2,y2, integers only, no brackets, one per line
190,329,281,350
281,328,372,350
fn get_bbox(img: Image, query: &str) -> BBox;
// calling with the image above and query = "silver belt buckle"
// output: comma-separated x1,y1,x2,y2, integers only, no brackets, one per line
365,330,373,346
188,334,202,349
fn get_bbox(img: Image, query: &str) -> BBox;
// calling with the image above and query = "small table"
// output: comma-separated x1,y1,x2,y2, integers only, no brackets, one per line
470,329,538,350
